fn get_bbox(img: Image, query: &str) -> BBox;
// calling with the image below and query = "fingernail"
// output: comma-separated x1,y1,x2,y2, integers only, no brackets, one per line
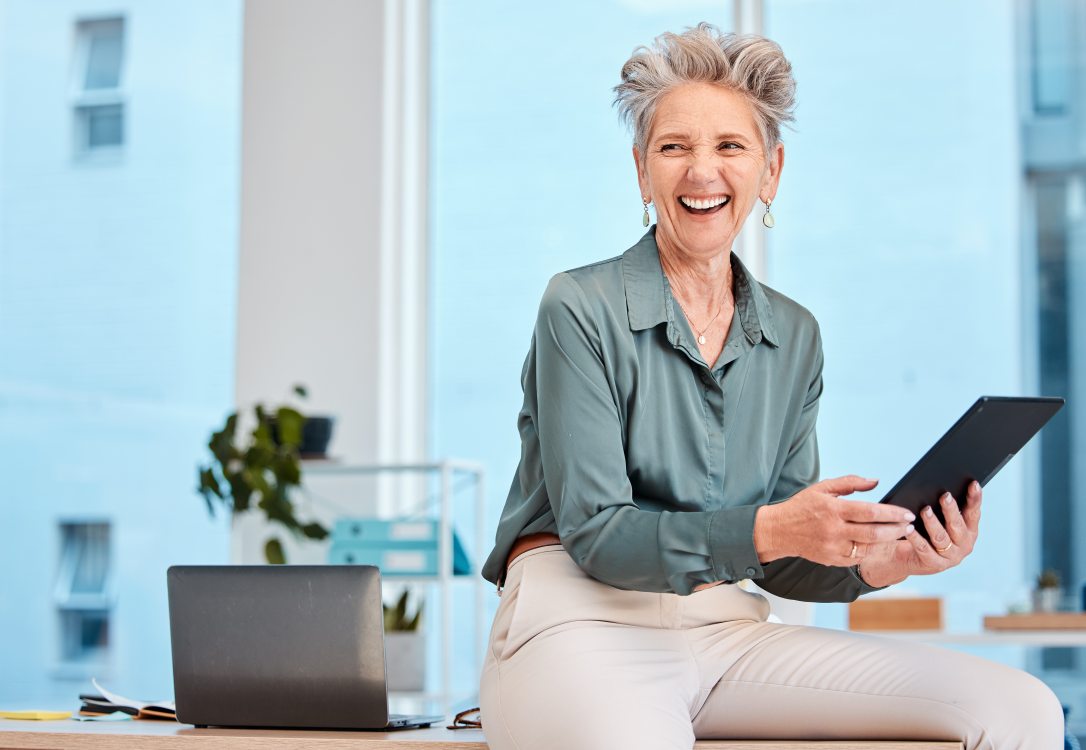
906,524,914,534
924,506,934,517
942,494,954,506
971,481,980,492
904,511,916,522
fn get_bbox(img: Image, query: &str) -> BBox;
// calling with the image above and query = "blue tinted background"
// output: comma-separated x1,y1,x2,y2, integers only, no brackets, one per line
0,0,241,705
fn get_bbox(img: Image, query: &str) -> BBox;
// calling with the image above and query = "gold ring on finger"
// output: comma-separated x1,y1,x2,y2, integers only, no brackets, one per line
935,541,954,554
849,543,858,559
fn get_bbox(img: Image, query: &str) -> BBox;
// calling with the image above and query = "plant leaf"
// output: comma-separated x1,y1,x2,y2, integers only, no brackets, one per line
200,488,216,517
301,522,329,540
208,413,237,454
276,407,305,448
252,406,275,448
198,467,222,498
395,590,408,627
198,400,322,558
264,538,286,564
276,453,302,485
406,603,422,631
225,470,251,512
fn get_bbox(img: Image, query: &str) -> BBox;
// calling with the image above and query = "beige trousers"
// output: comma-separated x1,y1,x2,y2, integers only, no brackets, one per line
479,546,1063,750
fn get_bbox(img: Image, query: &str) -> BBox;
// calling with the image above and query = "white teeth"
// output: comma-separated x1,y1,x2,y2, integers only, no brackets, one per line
680,195,730,210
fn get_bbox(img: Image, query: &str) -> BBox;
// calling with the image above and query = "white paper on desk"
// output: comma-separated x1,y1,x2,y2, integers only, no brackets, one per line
91,679,176,712
74,711,133,722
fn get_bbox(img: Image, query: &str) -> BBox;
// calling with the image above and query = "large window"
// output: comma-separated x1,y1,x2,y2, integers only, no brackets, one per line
1033,172,1084,682
429,0,738,697
1035,174,1079,591
1023,0,1086,694
429,0,1084,734
0,1,242,707
430,0,739,565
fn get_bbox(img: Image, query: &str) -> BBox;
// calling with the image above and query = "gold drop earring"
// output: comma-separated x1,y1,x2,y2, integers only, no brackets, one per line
642,199,652,227
762,199,775,228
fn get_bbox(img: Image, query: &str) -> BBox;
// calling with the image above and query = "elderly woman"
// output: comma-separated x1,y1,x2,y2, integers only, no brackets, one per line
478,23,1063,750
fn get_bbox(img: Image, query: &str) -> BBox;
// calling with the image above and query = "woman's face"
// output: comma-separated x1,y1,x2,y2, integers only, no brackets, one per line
635,82,783,261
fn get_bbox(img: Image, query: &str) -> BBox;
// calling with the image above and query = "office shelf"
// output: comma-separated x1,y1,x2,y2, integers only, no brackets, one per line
302,459,487,710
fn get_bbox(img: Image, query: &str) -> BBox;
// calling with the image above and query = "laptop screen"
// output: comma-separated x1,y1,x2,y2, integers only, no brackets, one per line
167,565,391,729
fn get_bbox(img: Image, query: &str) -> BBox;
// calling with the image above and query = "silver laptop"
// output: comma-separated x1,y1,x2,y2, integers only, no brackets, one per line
167,565,443,730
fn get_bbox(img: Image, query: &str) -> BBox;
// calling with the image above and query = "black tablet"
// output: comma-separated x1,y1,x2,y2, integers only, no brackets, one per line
879,396,1064,541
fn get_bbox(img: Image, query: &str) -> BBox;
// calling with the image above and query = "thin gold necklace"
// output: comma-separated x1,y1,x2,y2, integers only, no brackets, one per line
673,282,732,345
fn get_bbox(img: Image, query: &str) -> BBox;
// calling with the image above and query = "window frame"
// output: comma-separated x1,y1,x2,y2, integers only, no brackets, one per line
53,520,115,670
71,16,127,159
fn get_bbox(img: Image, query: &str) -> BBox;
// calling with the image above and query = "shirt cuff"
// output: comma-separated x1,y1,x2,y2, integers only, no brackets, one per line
707,504,765,582
848,564,888,596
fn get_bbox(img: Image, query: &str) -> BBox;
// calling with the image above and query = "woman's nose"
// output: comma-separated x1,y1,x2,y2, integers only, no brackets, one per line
685,149,718,183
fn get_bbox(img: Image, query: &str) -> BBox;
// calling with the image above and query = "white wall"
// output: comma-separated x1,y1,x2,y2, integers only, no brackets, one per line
235,0,429,560
237,0,385,464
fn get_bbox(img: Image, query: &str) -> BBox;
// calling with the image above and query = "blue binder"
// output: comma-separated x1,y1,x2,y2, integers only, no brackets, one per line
327,518,472,577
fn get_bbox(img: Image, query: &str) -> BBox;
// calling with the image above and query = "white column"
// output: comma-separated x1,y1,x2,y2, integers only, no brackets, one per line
732,0,768,282
377,0,430,517
235,0,430,560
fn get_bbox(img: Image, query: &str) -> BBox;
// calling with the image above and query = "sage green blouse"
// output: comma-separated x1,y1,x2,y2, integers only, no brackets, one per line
480,228,878,601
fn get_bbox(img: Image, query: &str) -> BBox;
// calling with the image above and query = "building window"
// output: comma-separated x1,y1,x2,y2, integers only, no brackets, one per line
55,522,113,664
73,18,125,154
1030,0,1073,116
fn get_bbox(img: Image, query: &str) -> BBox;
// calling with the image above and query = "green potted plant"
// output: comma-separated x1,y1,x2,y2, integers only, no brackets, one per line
197,385,328,564
1032,568,1062,613
383,590,425,692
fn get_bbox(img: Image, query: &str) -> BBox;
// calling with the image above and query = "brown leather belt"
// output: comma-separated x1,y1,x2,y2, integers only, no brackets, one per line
499,532,724,593
506,532,561,568
498,532,561,591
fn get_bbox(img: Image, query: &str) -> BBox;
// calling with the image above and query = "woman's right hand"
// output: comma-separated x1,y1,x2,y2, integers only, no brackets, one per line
753,476,916,566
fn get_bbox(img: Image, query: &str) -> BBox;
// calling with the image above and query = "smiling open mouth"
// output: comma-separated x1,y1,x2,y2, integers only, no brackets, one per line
679,195,731,215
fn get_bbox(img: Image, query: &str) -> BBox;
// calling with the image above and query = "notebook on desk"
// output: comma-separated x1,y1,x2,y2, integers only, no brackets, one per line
166,565,443,730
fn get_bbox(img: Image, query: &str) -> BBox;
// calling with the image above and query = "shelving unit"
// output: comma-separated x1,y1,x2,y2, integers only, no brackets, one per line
301,459,487,712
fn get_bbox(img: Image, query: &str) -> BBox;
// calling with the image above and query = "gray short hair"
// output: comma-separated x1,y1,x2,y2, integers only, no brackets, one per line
613,23,796,157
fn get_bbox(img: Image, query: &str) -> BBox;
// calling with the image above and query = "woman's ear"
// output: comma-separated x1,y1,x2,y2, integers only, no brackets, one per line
760,142,785,204
633,146,650,202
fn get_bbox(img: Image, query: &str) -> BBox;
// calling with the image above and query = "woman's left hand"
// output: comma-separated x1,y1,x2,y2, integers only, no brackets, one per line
857,481,983,588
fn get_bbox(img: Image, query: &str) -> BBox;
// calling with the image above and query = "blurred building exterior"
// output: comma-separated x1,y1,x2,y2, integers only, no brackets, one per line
0,0,242,705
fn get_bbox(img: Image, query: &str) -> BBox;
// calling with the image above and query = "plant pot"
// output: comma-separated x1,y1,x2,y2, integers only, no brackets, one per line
269,415,336,457
1032,587,1062,613
384,631,426,692
299,416,335,457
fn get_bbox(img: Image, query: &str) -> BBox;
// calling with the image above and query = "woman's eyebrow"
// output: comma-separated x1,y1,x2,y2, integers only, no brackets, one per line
652,131,692,142
651,131,752,143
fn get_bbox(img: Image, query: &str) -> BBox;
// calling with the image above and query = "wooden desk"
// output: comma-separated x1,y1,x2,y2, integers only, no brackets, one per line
0,718,964,750
858,629,1086,647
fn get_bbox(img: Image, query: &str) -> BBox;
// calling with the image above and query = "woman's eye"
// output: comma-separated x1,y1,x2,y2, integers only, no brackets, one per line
660,143,684,152
719,142,742,151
